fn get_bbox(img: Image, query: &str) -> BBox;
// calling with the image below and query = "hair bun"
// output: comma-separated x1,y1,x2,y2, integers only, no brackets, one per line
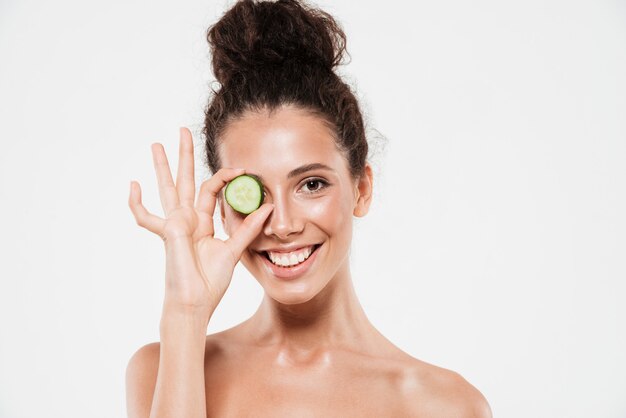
207,0,348,86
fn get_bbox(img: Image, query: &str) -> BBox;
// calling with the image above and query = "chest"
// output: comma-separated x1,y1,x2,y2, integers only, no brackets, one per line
204,359,408,417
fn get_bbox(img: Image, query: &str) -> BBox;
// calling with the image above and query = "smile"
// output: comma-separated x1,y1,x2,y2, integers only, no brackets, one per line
257,244,323,280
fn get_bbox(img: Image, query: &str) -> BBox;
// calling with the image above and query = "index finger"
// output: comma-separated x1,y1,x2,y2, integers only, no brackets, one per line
195,167,247,224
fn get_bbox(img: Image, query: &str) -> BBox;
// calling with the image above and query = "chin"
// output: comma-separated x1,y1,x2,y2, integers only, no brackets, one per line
263,282,319,305
264,275,338,308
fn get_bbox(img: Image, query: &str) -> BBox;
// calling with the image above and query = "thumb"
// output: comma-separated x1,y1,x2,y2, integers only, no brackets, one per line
225,203,274,259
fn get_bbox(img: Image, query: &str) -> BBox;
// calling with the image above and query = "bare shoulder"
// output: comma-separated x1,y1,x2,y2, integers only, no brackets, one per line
125,336,224,417
125,335,224,384
125,342,161,418
397,357,492,418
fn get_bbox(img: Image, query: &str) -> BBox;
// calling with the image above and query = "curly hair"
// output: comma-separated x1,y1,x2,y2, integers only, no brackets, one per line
203,0,370,180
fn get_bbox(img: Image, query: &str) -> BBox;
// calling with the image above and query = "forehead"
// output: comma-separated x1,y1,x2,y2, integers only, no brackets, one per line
219,106,348,177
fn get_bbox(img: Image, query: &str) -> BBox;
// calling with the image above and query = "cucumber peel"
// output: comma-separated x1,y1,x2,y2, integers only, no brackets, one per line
224,174,264,214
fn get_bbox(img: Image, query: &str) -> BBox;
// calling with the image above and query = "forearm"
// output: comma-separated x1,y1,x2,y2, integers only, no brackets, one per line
149,306,212,418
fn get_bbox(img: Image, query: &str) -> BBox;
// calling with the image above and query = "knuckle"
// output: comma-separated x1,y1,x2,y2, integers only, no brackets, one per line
162,219,190,241
218,167,242,180
217,167,232,175
131,211,144,226
206,180,224,196
200,179,214,195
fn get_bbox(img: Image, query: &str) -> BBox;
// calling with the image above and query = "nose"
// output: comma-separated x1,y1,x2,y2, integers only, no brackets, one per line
263,191,304,239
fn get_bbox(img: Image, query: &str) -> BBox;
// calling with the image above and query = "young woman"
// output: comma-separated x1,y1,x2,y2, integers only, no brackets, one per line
126,0,492,416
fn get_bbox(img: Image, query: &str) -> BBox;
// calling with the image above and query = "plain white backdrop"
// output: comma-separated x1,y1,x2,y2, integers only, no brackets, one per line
1,0,625,416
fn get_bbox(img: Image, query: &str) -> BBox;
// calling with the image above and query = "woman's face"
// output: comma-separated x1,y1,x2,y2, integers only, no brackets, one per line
218,105,372,304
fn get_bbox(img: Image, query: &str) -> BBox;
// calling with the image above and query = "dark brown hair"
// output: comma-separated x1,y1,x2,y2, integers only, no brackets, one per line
203,0,370,180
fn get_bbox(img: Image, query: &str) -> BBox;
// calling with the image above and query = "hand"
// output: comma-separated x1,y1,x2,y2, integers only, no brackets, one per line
128,127,274,320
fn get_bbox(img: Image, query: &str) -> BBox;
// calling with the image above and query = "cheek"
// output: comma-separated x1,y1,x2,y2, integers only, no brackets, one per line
306,192,353,233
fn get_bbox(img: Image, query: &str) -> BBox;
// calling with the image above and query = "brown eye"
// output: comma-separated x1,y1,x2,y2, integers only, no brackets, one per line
308,180,320,191
301,178,329,194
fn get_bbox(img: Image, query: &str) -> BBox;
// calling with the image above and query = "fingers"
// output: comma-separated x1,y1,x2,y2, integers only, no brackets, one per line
195,167,246,236
176,127,195,208
128,180,166,238
151,142,179,215
225,203,274,259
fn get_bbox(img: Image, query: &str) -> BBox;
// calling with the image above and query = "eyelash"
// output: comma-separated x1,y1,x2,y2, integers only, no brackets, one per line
300,177,330,194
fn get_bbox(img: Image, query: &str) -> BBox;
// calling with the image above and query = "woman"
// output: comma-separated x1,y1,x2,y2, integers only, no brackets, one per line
126,0,492,416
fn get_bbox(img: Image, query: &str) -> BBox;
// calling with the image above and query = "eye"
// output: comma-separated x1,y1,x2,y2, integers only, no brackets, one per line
300,178,329,194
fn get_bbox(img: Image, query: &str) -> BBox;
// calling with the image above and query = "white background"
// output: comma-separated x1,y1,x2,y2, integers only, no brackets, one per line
1,0,624,417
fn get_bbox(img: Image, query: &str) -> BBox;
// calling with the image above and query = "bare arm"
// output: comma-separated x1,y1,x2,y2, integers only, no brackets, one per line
126,308,211,418
126,128,273,417
126,343,159,418
149,309,210,418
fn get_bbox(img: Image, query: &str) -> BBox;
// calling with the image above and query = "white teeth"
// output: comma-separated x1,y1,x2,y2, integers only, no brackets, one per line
267,245,315,267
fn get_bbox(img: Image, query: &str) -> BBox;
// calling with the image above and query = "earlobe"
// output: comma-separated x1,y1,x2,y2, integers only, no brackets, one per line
353,164,374,218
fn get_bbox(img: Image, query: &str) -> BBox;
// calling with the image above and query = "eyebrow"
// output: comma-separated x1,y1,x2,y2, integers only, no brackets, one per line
248,163,335,183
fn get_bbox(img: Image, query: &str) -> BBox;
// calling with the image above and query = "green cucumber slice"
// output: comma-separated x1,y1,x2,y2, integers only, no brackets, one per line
224,174,264,214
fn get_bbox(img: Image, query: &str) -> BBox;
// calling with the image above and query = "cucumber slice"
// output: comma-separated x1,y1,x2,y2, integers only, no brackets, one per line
224,174,264,215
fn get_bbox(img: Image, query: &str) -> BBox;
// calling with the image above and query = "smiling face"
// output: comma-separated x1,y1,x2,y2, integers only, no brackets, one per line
218,104,372,304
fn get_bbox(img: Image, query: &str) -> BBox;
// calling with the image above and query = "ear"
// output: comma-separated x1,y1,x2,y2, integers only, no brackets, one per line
353,163,373,218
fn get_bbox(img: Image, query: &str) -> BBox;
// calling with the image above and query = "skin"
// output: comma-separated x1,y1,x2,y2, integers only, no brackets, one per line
127,104,492,417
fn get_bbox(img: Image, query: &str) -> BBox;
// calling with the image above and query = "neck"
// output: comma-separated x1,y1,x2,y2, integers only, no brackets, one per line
243,261,381,363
